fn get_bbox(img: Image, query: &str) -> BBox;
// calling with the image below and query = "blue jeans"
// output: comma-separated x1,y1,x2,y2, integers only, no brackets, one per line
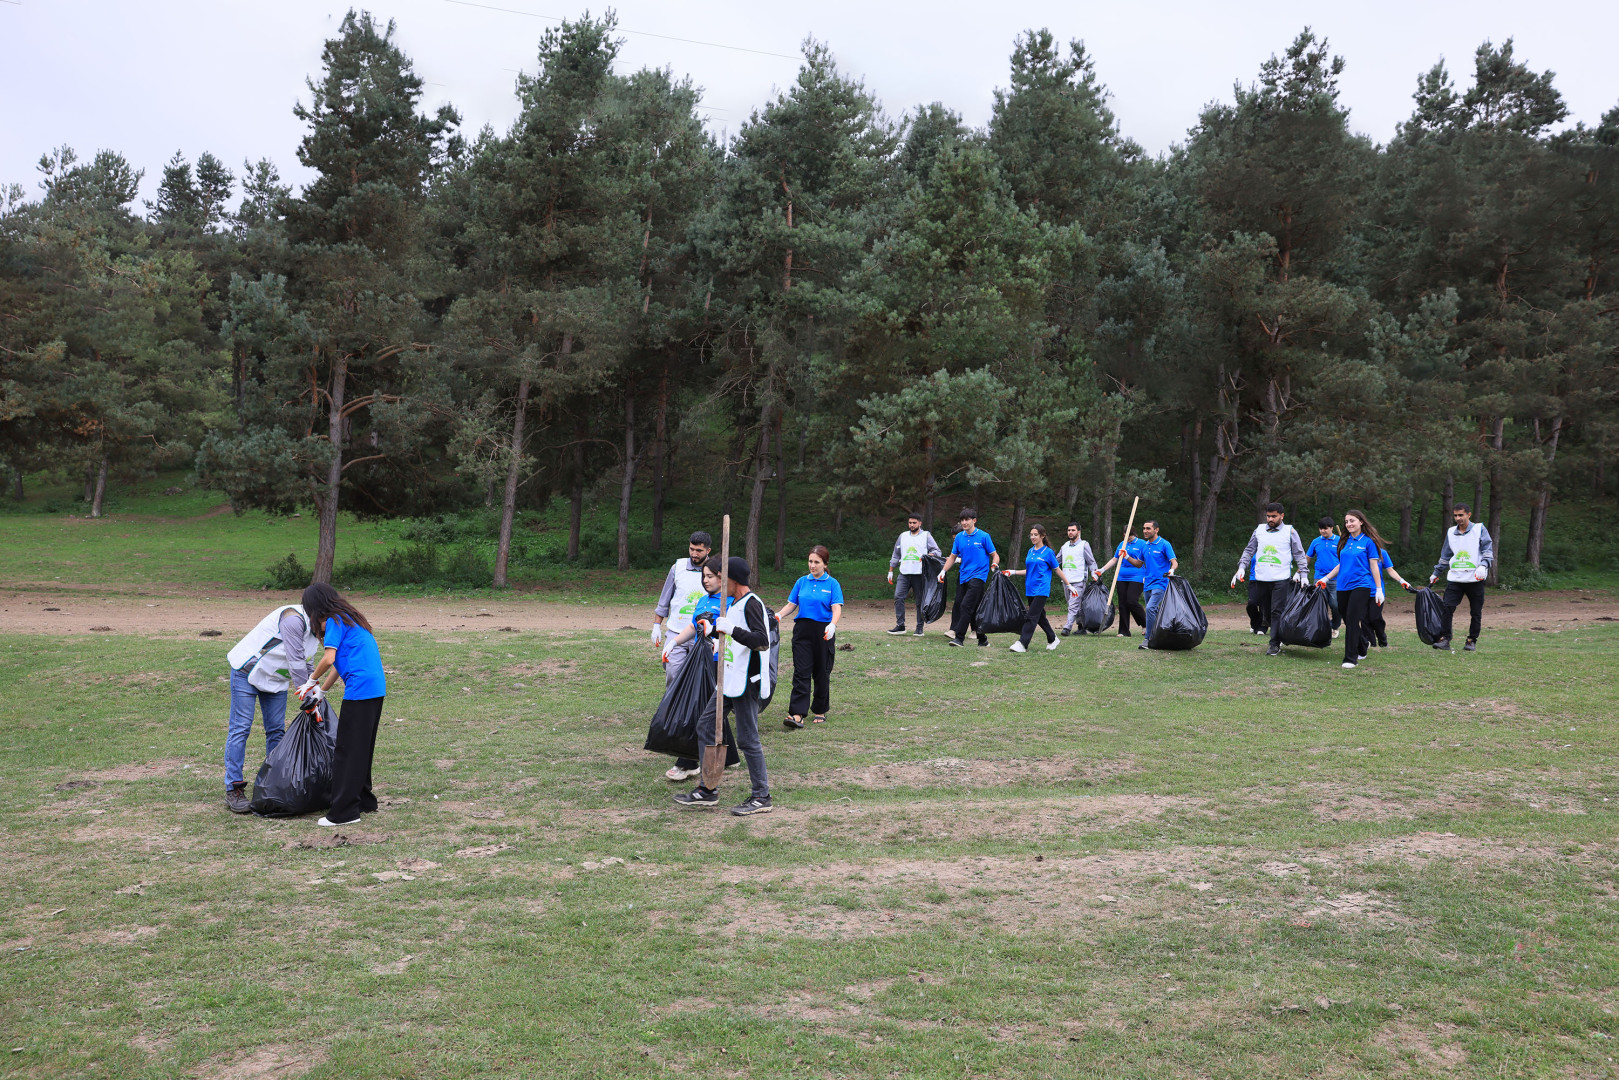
226,666,286,789
1143,587,1166,641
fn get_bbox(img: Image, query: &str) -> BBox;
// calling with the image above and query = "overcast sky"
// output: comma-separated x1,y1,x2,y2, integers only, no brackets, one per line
5,0,1617,207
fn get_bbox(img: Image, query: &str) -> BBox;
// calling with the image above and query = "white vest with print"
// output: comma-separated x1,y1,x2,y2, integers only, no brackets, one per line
895,531,929,575
1447,526,1484,582
721,592,773,699
1059,540,1091,575
1250,524,1297,582
227,605,323,694
664,560,708,635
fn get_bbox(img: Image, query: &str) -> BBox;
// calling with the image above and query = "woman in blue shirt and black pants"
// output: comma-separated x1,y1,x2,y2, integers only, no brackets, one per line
1003,524,1075,653
776,545,843,729
1314,510,1387,670
300,584,388,826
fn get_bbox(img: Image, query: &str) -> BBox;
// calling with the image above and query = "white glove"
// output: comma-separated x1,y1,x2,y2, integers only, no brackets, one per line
715,611,741,636
1229,575,1240,589
650,624,663,646
937,572,946,584
887,570,894,584
1476,569,1488,581
824,622,836,641
295,678,318,700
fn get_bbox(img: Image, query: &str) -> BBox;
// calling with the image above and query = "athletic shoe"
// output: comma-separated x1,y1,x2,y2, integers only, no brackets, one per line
673,788,719,809
1251,628,1266,636
913,627,925,637
1046,638,1061,651
665,764,699,781
318,815,361,827
1332,628,1340,638
886,626,907,635
1138,643,1150,650
225,785,251,814
1435,640,1452,652
1341,661,1357,669
1376,637,1388,648
1464,639,1477,652
783,715,804,730
948,638,964,648
730,795,773,816
1358,652,1369,662
977,638,990,647
1266,645,1281,656
1009,641,1027,653
1061,627,1072,637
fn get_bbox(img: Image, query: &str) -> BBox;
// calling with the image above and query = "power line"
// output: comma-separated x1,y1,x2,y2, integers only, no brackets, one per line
441,0,801,62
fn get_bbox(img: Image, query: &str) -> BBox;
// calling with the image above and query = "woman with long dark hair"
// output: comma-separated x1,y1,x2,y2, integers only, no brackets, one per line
1002,524,1074,653
300,583,387,826
1314,510,1386,670
776,545,843,729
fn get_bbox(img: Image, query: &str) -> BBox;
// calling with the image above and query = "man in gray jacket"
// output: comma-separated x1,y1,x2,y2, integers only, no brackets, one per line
1233,502,1310,656
886,513,942,635
1429,503,1494,652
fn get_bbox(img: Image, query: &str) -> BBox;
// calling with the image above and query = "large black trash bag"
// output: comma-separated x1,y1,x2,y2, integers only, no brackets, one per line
1146,577,1208,650
1078,579,1116,633
1413,587,1447,645
919,555,950,625
250,708,334,817
972,572,1028,636
644,643,739,764
1276,584,1332,648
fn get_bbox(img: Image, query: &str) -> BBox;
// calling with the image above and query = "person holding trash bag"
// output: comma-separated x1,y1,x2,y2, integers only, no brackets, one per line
1095,532,1148,638
1365,544,1418,648
223,602,331,814
656,559,730,781
1314,510,1386,670
653,532,713,676
938,508,1000,648
1003,524,1075,652
1307,517,1343,637
776,546,844,729
887,513,941,636
1146,576,1210,650
300,584,387,827
1137,521,1179,650
645,560,742,771
1058,523,1098,636
675,557,775,816
1233,502,1310,657
1429,502,1494,652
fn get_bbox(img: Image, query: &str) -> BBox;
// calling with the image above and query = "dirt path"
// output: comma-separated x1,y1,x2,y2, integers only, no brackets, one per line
1,586,1613,638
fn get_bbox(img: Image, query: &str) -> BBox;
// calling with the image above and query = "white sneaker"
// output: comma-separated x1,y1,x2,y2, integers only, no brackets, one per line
1046,637,1061,651
1008,641,1027,653
665,765,698,782
1341,662,1356,670
317,815,361,827
1332,628,1340,638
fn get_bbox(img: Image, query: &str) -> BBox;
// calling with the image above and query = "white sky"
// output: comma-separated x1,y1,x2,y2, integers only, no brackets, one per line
4,0,1617,207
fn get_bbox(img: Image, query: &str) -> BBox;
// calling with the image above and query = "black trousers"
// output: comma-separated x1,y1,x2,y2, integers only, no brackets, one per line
951,578,989,643
1018,595,1056,647
328,695,384,822
1247,580,1290,644
1365,589,1388,645
789,619,833,717
1441,580,1486,641
1340,588,1374,663
1117,581,1146,635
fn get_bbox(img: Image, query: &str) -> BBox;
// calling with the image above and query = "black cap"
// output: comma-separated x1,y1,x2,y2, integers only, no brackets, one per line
726,556,751,586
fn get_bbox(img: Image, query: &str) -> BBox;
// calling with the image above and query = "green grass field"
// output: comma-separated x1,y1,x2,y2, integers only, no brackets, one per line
3,618,1617,1078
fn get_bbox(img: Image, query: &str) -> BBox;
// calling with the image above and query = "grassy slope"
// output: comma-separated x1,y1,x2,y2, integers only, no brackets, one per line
2,621,1616,1077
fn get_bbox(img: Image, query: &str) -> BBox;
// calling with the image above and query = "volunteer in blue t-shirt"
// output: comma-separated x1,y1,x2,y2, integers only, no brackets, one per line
1136,521,1179,649
1314,509,1387,669
776,545,844,728
937,507,1000,647
299,583,388,827
1002,524,1076,653
1364,544,1417,648
1306,517,1343,634
1095,532,1149,637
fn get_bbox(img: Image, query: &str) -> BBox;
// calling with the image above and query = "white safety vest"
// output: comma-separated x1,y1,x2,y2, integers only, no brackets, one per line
1447,526,1484,582
663,560,708,635
1059,540,1092,575
895,531,930,575
227,605,323,694
721,592,773,700
1249,524,1297,582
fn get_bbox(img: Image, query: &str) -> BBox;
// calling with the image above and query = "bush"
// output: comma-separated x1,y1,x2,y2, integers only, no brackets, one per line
1539,542,1580,574
335,542,493,588
263,553,312,590
1498,564,1550,592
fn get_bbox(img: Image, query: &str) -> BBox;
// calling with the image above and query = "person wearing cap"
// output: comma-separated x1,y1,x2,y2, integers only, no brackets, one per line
652,531,712,781
1232,501,1310,656
675,556,775,816
887,513,941,636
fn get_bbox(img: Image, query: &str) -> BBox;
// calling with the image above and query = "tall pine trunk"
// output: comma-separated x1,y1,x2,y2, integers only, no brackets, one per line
10,467,22,502
1189,419,1202,533
773,411,786,572
651,364,669,553
1487,417,1505,586
922,434,936,534
1399,495,1412,549
493,374,531,589
1441,475,1454,523
312,357,347,584
1525,416,1563,568
617,380,638,572
1010,496,1027,569
567,415,585,561
1194,376,1239,572
90,452,108,519
745,401,772,575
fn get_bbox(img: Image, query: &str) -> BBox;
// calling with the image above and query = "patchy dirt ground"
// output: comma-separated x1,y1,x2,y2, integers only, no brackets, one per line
1,587,1613,637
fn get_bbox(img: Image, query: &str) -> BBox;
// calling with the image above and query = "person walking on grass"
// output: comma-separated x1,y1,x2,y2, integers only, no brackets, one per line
1313,510,1386,670
887,513,941,636
656,559,730,781
1364,542,1418,649
1429,502,1494,653
1306,517,1343,639
1058,522,1098,636
300,584,387,827
937,507,999,648
777,545,844,729
222,601,331,813
1003,524,1076,653
1095,530,1148,638
1137,521,1179,650
675,557,774,816
652,531,712,781
1233,502,1310,657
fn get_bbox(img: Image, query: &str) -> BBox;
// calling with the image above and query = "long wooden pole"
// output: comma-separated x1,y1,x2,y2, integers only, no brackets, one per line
1106,497,1140,608
714,515,730,752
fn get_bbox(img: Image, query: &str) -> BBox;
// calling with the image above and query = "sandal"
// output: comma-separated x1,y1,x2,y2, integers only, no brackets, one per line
811,715,827,724
783,715,804,730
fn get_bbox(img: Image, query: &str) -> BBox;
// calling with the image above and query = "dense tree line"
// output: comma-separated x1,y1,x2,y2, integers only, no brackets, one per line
2,12,1615,585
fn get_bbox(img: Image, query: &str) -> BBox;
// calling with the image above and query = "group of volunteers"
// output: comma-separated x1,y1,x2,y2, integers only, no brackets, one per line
212,500,1496,822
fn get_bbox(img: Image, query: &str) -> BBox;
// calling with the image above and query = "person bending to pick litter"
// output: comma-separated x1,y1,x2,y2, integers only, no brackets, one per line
674,557,775,816
778,545,843,729
1429,502,1494,653
222,601,332,814
1233,502,1310,657
887,513,941,636
300,584,387,827
938,507,999,648
1003,524,1074,653
1137,521,1179,649
1058,522,1098,636
652,531,712,780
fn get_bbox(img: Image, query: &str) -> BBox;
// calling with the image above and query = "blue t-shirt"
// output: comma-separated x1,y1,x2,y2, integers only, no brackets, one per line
1114,538,1147,583
692,592,729,628
1140,537,1176,590
1307,535,1340,580
1023,545,1061,598
1335,533,1381,592
323,617,386,700
951,529,997,583
787,573,844,623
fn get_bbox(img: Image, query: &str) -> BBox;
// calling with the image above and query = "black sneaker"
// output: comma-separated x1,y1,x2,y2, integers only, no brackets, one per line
730,795,773,816
225,785,251,814
674,788,719,809
1376,637,1388,648
1061,627,1072,637
1464,639,1477,652
948,638,964,648
1266,644,1281,656
913,627,925,637
1434,639,1452,652
783,715,804,730
886,626,907,635
977,637,990,647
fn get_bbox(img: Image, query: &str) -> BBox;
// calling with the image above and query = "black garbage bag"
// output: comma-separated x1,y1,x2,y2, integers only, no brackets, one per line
1413,586,1447,645
1275,584,1332,648
644,643,739,764
1078,579,1116,634
1146,577,1208,650
972,572,1028,636
250,708,334,817
919,555,949,625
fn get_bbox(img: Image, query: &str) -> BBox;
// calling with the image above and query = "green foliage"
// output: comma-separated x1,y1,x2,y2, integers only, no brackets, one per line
262,552,312,590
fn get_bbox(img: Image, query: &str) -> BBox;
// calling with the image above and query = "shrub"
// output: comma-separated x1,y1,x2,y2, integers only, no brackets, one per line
263,553,311,590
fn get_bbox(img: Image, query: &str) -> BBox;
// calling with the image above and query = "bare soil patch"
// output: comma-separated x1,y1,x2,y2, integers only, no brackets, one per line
191,1043,327,1080
802,754,1136,790
1372,1020,1469,1071
69,759,187,783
